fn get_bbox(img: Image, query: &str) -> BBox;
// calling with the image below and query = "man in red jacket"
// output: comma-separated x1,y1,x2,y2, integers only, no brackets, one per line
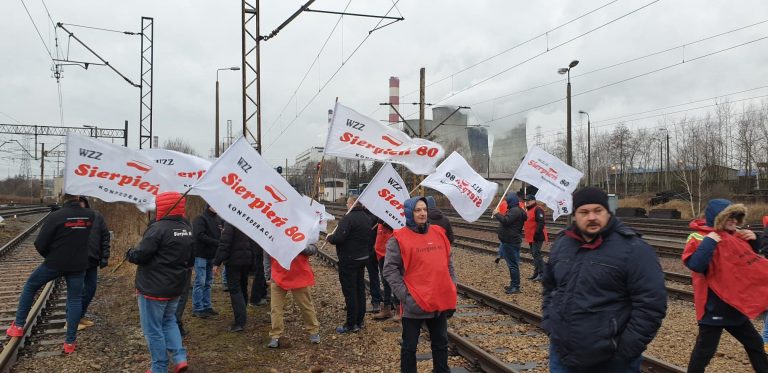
267,244,321,348
372,221,397,321
523,195,547,281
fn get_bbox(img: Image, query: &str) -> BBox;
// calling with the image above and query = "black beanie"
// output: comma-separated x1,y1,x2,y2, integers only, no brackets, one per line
572,187,610,214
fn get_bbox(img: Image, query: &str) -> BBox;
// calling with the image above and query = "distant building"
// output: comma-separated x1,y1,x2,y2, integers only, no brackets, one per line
294,146,324,170
321,178,347,202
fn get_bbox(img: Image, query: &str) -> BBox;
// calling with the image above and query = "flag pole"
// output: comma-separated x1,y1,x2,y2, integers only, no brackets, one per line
312,97,340,206
112,187,193,274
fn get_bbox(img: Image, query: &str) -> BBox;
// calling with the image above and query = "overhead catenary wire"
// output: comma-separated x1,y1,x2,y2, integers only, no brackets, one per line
59,22,139,35
477,34,768,126
20,0,54,60
265,1,402,152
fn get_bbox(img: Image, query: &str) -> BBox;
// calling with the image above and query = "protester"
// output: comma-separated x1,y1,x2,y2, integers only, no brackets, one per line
78,196,111,329
327,196,374,333
542,187,667,372
383,196,457,373
191,205,222,319
266,245,321,348
363,207,383,314
372,220,398,321
683,199,768,372
248,244,268,306
523,194,547,281
127,191,192,373
425,196,454,243
494,198,508,264
213,223,261,332
6,194,94,354
493,193,527,294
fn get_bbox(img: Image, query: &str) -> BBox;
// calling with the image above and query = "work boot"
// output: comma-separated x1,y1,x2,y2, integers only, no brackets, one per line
505,287,520,294
373,308,392,320
531,274,542,282
391,313,402,322
371,303,381,313
79,318,94,327
527,273,538,280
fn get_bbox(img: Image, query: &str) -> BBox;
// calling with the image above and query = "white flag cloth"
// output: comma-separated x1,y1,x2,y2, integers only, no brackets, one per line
420,152,498,222
301,196,335,244
513,146,583,220
356,163,409,228
191,137,319,269
63,133,171,211
324,102,445,175
140,149,211,194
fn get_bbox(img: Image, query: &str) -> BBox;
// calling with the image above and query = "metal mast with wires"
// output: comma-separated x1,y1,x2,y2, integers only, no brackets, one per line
139,17,154,149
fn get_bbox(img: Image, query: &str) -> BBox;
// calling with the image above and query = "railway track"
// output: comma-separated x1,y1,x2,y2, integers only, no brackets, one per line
316,233,685,373
0,213,73,371
0,206,51,220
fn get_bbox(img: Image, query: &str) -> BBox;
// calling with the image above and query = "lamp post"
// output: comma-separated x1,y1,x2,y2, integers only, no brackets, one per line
659,127,669,190
558,60,579,166
578,110,590,186
216,66,240,157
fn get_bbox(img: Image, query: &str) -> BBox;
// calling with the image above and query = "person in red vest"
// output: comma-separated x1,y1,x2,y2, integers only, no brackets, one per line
523,195,547,281
266,244,321,348
372,220,398,321
494,198,509,264
683,199,768,372
383,196,457,373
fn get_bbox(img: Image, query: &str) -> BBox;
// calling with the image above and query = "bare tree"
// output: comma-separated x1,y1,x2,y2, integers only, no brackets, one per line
162,138,199,156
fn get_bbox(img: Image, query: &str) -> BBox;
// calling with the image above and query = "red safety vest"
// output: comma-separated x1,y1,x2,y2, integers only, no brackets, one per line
524,205,548,243
271,254,315,291
393,225,457,312
682,219,768,320
374,223,394,261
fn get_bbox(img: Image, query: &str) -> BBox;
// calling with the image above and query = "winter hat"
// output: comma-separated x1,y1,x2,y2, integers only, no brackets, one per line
571,187,610,213
403,196,427,228
505,193,519,207
524,194,536,201
155,191,186,220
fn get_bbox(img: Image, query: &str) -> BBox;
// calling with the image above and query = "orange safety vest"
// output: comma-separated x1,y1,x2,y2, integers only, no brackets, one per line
524,205,548,243
682,219,768,320
393,225,457,312
271,254,315,291
374,223,394,260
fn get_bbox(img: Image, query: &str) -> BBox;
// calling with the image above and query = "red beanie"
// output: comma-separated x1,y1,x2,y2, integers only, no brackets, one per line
155,191,186,220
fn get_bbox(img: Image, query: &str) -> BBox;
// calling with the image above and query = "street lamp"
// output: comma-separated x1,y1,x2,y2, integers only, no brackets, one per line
578,110,590,186
216,66,240,157
83,125,97,138
658,128,670,190
558,60,579,166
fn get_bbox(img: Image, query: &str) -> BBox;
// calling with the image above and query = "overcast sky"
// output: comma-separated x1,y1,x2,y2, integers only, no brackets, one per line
2,0,767,179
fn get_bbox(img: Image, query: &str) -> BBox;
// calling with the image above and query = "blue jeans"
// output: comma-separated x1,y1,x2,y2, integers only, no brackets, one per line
137,295,187,373
81,266,98,316
549,344,642,373
192,257,213,312
500,242,520,288
763,314,768,343
15,263,85,343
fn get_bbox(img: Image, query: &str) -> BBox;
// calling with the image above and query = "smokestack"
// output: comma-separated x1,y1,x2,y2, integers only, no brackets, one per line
388,76,400,126
328,109,333,124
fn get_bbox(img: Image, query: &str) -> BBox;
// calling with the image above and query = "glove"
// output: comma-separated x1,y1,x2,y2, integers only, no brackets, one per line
99,258,109,269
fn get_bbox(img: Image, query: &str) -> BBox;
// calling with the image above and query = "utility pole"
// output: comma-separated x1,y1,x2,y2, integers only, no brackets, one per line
665,130,670,190
417,67,426,196
40,143,45,204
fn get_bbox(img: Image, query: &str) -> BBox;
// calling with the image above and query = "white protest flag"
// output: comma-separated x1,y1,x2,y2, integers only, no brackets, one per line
512,146,583,221
324,102,445,175
301,196,336,244
357,163,409,228
64,133,171,211
140,148,211,194
191,137,318,269
420,152,498,222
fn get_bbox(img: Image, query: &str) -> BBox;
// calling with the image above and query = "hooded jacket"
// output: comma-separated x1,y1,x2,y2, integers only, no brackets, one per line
383,197,457,319
327,204,375,262
425,196,455,243
542,216,667,366
78,197,111,268
192,206,223,259
494,194,526,244
682,200,768,325
34,199,95,272
128,192,194,298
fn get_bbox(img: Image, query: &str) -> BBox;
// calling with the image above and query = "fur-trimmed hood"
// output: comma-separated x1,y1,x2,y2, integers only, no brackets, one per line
706,199,746,231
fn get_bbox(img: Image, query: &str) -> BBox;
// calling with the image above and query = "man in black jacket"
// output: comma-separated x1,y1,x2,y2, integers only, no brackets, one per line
127,191,193,373
78,196,110,329
493,193,526,294
542,187,667,372
6,194,94,354
426,196,455,243
191,205,222,318
327,196,374,333
213,223,260,332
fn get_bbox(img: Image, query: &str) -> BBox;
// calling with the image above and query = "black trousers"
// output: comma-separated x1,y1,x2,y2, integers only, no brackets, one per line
366,254,382,305
401,314,450,373
249,249,267,304
175,269,192,330
378,260,399,307
225,265,250,327
338,259,366,328
687,321,768,373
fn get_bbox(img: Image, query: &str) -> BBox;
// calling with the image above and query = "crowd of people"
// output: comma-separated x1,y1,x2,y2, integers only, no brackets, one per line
10,186,768,372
